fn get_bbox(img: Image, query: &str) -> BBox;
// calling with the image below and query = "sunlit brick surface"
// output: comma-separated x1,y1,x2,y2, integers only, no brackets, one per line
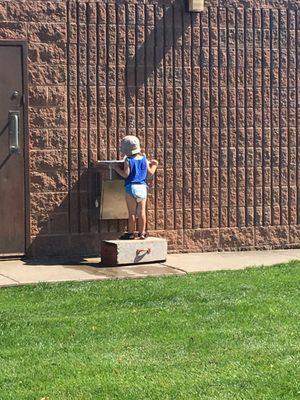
1,0,299,256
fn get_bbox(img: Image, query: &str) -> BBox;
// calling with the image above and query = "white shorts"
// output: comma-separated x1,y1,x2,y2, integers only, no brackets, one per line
125,184,147,202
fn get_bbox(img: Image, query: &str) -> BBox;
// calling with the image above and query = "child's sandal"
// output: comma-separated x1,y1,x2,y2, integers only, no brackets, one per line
119,232,136,240
138,232,148,240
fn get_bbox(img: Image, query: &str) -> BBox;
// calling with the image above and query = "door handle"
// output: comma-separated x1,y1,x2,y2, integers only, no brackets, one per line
9,111,20,154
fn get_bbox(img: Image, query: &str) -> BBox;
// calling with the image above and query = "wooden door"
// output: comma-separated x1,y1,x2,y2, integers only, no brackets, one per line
0,44,26,256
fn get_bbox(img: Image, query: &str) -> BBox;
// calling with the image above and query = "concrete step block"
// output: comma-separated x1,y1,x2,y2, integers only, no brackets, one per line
100,237,168,266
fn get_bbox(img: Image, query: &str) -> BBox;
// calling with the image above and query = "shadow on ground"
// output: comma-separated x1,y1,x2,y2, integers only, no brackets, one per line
24,257,101,269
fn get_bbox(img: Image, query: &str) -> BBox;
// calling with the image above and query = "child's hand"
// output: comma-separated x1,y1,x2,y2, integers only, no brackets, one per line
90,160,100,167
150,159,159,167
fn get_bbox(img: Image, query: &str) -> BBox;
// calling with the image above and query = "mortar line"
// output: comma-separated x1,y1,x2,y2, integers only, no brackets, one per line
199,11,204,228
143,4,151,229
161,5,167,230
208,6,213,228
137,4,140,150
106,2,112,234
172,4,177,230
191,12,195,229
287,9,291,226
86,3,91,232
235,7,239,228
157,5,162,229
296,9,299,224
270,9,274,225
217,7,222,228
261,8,266,226
244,7,248,226
115,3,121,234
226,7,230,227
278,10,283,225
106,2,110,160
96,2,101,234
181,6,186,230
76,1,81,233
66,0,72,234
252,7,257,230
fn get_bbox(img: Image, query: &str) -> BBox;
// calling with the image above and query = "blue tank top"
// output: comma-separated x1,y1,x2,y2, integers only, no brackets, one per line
125,156,148,186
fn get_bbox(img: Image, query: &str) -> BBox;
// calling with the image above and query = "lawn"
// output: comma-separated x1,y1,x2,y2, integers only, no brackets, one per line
0,262,299,400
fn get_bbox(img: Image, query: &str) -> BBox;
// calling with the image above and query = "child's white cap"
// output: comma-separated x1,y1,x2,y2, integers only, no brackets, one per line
120,135,141,156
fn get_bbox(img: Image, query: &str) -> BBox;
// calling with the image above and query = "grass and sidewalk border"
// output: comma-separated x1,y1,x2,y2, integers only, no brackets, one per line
0,261,299,399
1,248,300,287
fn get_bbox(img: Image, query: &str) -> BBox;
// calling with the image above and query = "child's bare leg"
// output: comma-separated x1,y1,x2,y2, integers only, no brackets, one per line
125,193,137,233
136,199,147,234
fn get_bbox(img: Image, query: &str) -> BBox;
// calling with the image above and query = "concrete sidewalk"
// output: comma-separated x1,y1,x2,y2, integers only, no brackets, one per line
0,248,300,288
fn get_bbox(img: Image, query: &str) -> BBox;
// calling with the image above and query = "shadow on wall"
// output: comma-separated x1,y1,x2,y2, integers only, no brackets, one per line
26,2,190,259
127,4,186,98
27,167,124,259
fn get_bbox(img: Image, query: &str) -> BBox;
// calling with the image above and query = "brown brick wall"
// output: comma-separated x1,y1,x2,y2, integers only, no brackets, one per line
0,0,299,256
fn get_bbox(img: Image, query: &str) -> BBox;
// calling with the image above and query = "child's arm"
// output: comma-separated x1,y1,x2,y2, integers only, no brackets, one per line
147,159,159,176
112,159,130,178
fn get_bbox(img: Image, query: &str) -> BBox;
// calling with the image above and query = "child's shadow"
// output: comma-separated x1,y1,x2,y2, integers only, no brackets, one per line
27,167,126,258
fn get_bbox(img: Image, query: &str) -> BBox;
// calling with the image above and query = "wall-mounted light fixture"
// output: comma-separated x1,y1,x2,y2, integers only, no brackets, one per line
189,0,205,12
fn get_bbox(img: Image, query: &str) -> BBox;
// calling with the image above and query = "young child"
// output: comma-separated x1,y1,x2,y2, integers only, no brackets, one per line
112,135,158,240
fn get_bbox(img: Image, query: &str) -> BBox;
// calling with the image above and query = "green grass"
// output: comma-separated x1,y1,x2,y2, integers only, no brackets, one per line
0,262,299,400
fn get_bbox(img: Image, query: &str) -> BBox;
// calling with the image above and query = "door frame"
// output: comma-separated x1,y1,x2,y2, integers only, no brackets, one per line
0,40,30,256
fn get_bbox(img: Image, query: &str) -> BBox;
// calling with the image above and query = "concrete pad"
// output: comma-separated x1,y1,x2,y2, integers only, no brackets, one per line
164,249,300,273
101,237,167,266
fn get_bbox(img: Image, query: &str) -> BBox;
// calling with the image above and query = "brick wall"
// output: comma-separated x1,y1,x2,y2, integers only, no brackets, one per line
0,0,299,256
